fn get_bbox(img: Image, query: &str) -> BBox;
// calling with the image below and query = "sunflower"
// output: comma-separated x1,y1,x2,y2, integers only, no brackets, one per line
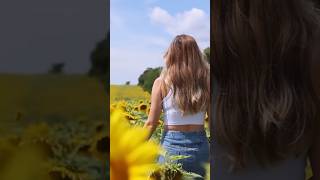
122,112,137,121
111,110,161,180
138,104,148,112
110,105,116,113
116,101,127,112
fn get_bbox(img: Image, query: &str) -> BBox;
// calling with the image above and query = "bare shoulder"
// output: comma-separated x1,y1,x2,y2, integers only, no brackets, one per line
151,77,164,95
152,77,168,99
153,77,163,87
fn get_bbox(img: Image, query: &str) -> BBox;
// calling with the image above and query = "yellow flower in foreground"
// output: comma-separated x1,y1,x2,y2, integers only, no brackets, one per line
111,110,161,180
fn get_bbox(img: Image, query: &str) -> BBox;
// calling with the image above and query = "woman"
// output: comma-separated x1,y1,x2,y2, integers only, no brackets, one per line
144,34,210,178
211,0,320,180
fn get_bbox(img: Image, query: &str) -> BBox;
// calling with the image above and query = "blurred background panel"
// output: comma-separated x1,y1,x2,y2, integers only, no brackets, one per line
0,0,109,179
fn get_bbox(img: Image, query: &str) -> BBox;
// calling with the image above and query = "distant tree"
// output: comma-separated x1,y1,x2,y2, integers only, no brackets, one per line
138,67,162,93
125,81,130,85
138,68,152,86
49,62,65,74
204,47,210,63
88,33,109,89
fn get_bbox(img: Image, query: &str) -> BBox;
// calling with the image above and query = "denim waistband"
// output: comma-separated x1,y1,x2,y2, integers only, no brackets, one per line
162,130,207,138
160,129,208,145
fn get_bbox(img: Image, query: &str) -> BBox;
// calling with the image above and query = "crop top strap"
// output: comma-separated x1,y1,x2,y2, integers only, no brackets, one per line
158,77,172,100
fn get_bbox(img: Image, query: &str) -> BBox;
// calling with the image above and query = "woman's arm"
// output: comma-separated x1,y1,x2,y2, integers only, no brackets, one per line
143,77,163,139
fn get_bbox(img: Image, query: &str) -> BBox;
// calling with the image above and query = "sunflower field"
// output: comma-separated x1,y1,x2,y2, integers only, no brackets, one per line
110,85,210,180
0,74,108,180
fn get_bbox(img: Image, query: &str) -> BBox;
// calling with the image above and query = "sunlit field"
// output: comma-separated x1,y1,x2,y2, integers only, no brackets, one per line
110,85,149,102
0,74,108,180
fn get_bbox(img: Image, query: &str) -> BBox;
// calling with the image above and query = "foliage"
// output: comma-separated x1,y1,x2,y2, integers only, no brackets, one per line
151,154,203,180
88,34,109,90
48,63,65,74
0,119,108,180
137,67,162,93
203,47,210,63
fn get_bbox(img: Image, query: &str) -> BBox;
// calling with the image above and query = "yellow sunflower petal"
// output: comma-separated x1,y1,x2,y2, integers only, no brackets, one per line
118,127,148,152
110,109,161,180
127,141,161,165
129,163,158,176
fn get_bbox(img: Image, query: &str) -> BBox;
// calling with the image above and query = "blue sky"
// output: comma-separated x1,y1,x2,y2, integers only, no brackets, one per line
110,0,210,84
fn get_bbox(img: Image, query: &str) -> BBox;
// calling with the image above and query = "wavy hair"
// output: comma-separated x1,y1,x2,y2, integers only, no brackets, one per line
161,34,210,114
212,0,320,168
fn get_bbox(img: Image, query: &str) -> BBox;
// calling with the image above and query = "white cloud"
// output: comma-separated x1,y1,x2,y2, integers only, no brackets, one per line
149,7,210,49
150,7,173,25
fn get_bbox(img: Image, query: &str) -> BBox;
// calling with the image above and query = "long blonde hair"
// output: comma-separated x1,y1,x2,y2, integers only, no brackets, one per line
160,34,210,114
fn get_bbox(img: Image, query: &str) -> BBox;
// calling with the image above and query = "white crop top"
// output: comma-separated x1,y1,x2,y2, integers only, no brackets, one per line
162,88,206,125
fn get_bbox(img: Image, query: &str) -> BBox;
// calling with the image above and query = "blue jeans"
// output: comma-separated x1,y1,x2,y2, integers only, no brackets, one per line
158,130,209,179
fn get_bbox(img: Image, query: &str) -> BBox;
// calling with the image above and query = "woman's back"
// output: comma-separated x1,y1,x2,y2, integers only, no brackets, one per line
162,88,206,125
